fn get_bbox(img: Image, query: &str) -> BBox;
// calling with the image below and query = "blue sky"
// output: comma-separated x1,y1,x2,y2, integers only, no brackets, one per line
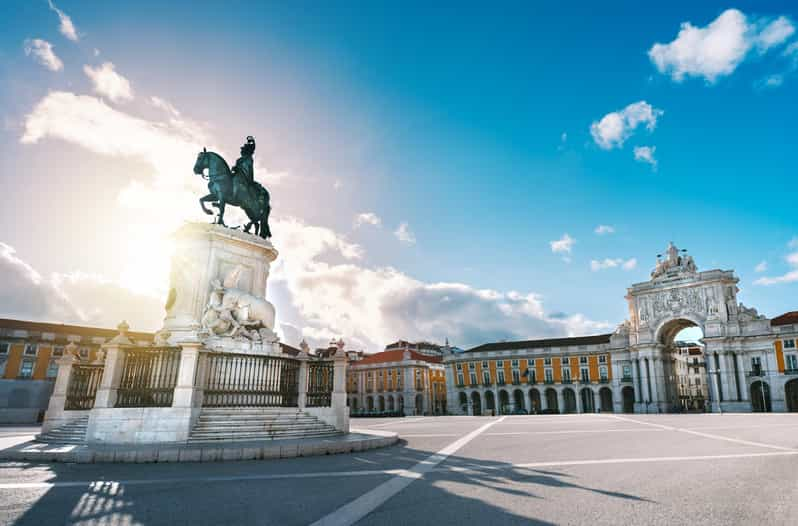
0,1,796,351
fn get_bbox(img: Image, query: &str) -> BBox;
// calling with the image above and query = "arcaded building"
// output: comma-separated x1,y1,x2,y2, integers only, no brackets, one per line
445,244,798,415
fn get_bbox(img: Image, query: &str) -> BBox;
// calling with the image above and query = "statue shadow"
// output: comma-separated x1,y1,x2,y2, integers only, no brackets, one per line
3,438,654,525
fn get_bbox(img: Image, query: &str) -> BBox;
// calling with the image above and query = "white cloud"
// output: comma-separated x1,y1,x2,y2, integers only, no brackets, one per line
354,212,381,228
755,261,768,273
754,241,798,285
394,222,416,245
48,0,79,42
633,145,657,168
594,225,615,235
756,16,796,51
272,219,610,351
590,101,663,150
150,96,180,117
333,179,343,190
18,87,609,352
84,62,134,102
550,234,575,262
590,257,637,272
0,242,162,331
23,39,63,72
649,9,795,83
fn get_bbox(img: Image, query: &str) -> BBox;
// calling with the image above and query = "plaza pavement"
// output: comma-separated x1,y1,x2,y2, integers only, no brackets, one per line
1,413,797,525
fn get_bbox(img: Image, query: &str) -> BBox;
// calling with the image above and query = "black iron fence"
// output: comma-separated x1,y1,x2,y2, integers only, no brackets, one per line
307,360,334,407
65,364,104,410
202,353,300,407
115,347,181,408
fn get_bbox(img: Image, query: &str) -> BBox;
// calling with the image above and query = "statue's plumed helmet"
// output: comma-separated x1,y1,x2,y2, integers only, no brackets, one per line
241,135,256,155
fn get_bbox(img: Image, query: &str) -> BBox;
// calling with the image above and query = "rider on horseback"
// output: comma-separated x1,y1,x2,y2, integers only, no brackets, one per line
232,136,256,185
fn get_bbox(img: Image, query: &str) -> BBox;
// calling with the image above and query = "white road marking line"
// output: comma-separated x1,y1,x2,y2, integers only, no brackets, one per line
398,434,459,437
310,416,507,526
363,418,427,428
456,451,798,472
0,469,406,490
606,415,797,452
485,428,661,436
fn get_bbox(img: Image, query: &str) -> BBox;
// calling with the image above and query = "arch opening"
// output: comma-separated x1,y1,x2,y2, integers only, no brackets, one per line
661,319,709,413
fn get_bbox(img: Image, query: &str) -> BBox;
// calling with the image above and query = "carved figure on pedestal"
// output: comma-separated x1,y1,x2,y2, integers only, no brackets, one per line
201,265,277,342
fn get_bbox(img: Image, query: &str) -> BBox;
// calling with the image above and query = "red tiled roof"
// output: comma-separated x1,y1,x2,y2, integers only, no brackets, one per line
771,311,798,326
466,333,612,353
0,318,153,340
354,349,441,365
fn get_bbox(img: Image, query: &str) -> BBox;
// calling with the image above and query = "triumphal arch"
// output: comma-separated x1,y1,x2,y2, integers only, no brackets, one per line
613,242,785,413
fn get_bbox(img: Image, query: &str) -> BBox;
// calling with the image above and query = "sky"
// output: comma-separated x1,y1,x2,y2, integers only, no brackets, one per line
0,1,796,352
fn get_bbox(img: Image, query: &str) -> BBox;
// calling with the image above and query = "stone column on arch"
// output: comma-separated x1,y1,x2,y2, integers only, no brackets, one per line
557,389,565,415
736,353,749,401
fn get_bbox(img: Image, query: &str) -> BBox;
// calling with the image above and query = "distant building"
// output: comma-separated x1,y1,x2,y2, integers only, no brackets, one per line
0,318,153,423
347,342,447,416
673,341,708,411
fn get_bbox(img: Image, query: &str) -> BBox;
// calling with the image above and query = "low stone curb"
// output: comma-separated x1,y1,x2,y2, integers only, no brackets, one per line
0,429,398,464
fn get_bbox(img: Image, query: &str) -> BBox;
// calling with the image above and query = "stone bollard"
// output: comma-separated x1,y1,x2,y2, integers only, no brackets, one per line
297,358,309,410
331,351,349,432
41,343,78,434
93,322,132,409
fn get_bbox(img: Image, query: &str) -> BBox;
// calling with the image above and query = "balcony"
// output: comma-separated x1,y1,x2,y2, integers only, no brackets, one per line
785,368,798,375
561,379,572,384
496,380,506,386
482,380,491,387
544,379,555,385
599,378,610,384
512,380,521,386
620,376,633,383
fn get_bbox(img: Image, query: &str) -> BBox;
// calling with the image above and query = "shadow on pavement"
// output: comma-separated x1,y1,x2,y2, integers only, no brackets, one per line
4,438,653,526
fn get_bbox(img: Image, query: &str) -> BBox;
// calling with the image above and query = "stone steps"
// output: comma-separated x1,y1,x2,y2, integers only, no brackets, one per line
189,408,341,443
36,415,89,445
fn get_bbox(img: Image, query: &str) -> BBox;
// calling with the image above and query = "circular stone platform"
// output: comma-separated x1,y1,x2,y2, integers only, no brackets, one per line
0,428,397,464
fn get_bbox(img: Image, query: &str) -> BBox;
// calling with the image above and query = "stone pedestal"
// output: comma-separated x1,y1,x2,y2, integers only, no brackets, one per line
162,223,279,352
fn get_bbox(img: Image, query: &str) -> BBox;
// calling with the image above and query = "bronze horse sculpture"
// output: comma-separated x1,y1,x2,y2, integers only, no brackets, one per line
194,147,272,238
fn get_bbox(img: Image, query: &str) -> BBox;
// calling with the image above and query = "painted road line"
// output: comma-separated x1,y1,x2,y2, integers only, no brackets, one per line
398,434,460,438
485,428,662,436
310,416,507,526
447,450,798,473
607,414,797,452
0,469,407,491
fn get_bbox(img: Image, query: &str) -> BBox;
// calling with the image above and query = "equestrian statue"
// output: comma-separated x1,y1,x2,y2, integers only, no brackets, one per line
194,136,272,238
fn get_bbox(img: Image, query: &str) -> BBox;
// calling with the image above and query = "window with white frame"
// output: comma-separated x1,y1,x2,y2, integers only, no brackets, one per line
482,369,490,384
544,368,553,382
52,345,64,357
562,367,571,382
19,359,34,378
599,365,608,380
579,356,587,365
24,343,38,356
470,369,477,385
511,359,519,368
622,364,632,378
544,357,552,365
456,363,462,370
457,372,465,385
0,342,9,355
751,356,762,375
481,361,488,368
527,358,534,366
512,368,520,384
784,339,796,349
580,367,589,382
46,359,59,378
79,347,89,359
786,354,798,371
496,369,505,385
599,355,607,364
497,360,504,368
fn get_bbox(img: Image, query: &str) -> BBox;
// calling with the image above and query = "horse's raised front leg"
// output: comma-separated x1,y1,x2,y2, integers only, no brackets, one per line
199,194,216,215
